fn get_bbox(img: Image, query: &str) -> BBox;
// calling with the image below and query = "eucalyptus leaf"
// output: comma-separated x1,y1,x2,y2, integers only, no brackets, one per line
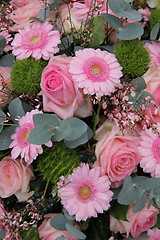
150,22,160,40
0,110,6,133
0,35,6,54
50,215,69,231
28,122,53,145
0,125,17,150
156,195,160,208
130,77,147,92
65,223,86,239
33,113,60,127
116,22,144,40
132,188,146,212
62,208,75,221
0,54,15,67
38,4,50,20
55,236,65,240
64,127,93,149
118,176,138,205
100,44,115,53
147,188,154,209
64,117,88,141
108,0,142,21
102,14,121,31
8,98,25,123
52,119,71,142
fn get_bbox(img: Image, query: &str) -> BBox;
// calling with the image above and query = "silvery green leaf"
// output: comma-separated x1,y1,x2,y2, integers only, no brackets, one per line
116,22,144,40
0,125,17,150
0,35,6,54
65,223,86,239
8,98,25,123
132,188,146,212
50,215,69,231
150,22,160,40
38,4,50,21
0,110,6,133
102,14,121,31
0,54,15,67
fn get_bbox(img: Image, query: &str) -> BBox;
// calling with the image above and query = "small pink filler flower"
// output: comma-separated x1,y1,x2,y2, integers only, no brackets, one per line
138,126,160,178
69,48,123,98
9,109,52,164
11,21,61,60
58,163,113,221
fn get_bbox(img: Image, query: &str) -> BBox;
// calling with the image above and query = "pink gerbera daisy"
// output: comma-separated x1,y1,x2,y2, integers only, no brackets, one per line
69,48,123,98
58,163,113,221
145,41,160,67
11,21,61,60
138,126,160,177
9,109,52,165
0,30,13,52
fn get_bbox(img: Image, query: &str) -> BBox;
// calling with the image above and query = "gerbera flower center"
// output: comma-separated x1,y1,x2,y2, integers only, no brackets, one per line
78,184,93,200
152,138,160,163
31,36,39,42
17,123,34,147
83,57,109,82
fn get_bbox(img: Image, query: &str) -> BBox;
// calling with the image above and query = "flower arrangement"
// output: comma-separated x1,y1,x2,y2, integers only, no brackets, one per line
0,0,160,239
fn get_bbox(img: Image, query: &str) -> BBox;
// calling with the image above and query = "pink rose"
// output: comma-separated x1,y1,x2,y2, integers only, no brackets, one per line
143,66,160,123
0,67,12,110
41,55,92,119
110,201,159,238
9,0,43,31
94,120,141,183
0,156,34,198
38,213,78,240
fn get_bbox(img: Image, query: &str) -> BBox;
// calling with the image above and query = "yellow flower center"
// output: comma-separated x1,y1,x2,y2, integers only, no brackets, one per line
31,36,39,42
93,67,100,73
78,184,93,200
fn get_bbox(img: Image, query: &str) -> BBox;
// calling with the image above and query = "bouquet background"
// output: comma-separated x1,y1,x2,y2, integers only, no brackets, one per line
0,0,160,239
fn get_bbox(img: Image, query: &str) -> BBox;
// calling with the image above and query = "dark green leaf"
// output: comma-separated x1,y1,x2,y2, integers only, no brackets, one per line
0,54,15,67
0,110,6,133
116,22,144,40
111,186,122,200
65,223,86,239
89,16,105,46
8,98,25,123
100,44,114,53
50,215,69,231
0,125,17,150
150,22,159,40
118,176,138,205
20,227,40,240
102,14,121,31
155,213,160,228
0,35,6,54
109,201,129,221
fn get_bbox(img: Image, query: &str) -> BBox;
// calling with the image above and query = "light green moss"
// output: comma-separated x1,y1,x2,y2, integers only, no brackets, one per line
114,40,150,78
11,58,47,95
36,142,80,189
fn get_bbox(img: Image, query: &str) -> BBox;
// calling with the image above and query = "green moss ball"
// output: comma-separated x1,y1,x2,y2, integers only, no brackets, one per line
114,40,150,78
11,58,47,95
36,142,80,188
150,9,160,29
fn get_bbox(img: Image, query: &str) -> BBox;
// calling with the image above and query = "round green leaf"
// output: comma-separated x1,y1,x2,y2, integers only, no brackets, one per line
0,110,6,133
50,215,69,231
116,22,144,40
0,125,17,150
65,223,86,239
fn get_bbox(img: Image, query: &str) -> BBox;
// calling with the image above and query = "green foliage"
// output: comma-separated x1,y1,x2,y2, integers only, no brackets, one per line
109,201,129,221
150,9,160,29
11,58,47,95
20,227,40,240
36,142,80,188
88,16,105,47
0,35,6,54
114,40,150,78
118,175,160,212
